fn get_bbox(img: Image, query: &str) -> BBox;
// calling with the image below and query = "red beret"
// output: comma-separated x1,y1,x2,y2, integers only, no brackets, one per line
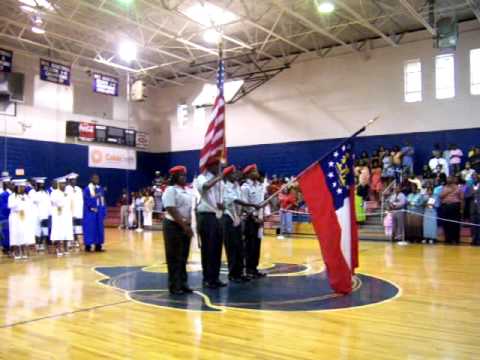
243,164,257,174
169,166,187,175
223,165,236,176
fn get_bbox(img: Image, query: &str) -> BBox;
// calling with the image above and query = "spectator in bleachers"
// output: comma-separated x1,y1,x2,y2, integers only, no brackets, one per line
378,146,387,161
449,144,463,176
357,161,370,201
429,151,449,177
359,151,370,167
388,185,407,242
461,178,474,221
440,176,464,244
422,164,434,180
392,146,403,173
382,149,394,178
401,142,415,176
423,186,438,244
370,159,383,202
370,150,380,168
470,147,480,173
405,182,425,243
461,161,476,183
471,174,480,246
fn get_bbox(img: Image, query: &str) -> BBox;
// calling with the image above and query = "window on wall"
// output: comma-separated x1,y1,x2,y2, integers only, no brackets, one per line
435,54,455,99
404,60,422,102
471,49,480,95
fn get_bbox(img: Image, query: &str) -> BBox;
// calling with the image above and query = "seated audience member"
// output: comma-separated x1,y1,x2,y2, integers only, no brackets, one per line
470,147,480,173
423,186,438,244
461,162,476,183
468,146,477,159
440,176,464,244
388,185,407,242
422,165,434,180
405,183,425,243
357,161,370,201
359,151,370,167
370,150,380,169
429,152,449,177
449,144,463,176
401,142,415,176
377,146,387,162
370,159,383,202
471,174,480,246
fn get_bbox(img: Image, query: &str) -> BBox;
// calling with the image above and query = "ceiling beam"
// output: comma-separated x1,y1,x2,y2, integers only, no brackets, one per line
270,0,356,51
335,0,398,47
399,0,436,35
466,0,480,23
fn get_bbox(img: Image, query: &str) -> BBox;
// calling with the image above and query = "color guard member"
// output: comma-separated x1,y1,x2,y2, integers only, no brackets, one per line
222,165,258,282
241,164,267,279
8,179,36,260
162,166,194,295
195,158,226,289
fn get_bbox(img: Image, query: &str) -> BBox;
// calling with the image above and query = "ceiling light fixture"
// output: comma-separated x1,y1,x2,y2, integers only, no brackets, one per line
118,40,137,63
203,29,221,44
181,2,239,27
316,1,335,14
31,26,45,34
34,16,43,25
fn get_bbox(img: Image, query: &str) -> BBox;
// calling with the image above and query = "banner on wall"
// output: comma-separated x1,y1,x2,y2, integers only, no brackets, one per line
88,145,136,170
0,48,13,72
40,59,71,85
135,131,150,149
79,122,95,142
93,72,119,96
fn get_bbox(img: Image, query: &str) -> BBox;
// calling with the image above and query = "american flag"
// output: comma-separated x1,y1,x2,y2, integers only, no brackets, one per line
298,141,359,294
199,57,226,171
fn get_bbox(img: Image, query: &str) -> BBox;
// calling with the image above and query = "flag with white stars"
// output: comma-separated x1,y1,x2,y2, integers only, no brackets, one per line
298,140,359,294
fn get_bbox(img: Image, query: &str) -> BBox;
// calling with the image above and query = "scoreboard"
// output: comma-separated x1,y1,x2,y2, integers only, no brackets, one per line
66,121,138,148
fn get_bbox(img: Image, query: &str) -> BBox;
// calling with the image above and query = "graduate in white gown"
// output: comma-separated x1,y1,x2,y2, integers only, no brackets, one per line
30,177,51,251
50,177,74,257
65,173,84,250
8,179,36,260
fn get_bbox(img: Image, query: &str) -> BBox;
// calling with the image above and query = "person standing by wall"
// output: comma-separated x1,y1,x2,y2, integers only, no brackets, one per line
143,190,155,228
162,166,194,295
83,174,106,252
471,174,480,246
405,182,425,243
440,176,464,245
277,187,297,239
195,158,225,289
0,177,13,255
423,186,439,244
135,190,145,232
388,184,407,243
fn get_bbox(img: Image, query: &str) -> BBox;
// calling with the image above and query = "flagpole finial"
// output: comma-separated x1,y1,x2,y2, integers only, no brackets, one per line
366,115,380,127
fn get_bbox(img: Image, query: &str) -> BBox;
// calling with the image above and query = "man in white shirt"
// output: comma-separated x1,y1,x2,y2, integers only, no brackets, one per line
195,158,225,289
66,173,84,250
429,152,449,177
241,164,267,279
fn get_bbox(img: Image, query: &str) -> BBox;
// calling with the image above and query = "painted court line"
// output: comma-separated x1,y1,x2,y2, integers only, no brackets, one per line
0,300,131,329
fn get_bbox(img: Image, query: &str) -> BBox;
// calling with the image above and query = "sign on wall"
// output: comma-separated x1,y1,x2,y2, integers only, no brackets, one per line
40,59,71,85
93,73,119,96
0,48,13,72
79,122,95,142
88,145,137,170
135,131,150,149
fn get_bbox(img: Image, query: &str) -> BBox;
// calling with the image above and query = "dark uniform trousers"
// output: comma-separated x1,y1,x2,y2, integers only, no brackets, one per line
197,212,222,283
222,215,244,278
163,219,191,291
244,215,261,274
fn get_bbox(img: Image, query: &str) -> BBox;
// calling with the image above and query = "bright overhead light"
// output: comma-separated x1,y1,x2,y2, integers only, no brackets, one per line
317,1,335,14
181,2,239,27
118,41,137,63
203,29,221,44
31,26,45,34
193,80,244,106
34,16,43,25
18,0,54,11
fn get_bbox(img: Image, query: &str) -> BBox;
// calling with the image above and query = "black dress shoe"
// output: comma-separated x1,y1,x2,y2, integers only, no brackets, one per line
247,271,267,279
214,280,227,287
228,277,244,283
85,245,92,252
182,286,194,293
202,281,219,289
169,289,185,295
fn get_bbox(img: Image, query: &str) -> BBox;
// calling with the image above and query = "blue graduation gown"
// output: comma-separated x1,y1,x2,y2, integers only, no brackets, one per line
82,185,106,246
0,191,11,249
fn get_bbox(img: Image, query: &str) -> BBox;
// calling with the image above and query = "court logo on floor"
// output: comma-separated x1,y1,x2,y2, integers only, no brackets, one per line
94,263,400,312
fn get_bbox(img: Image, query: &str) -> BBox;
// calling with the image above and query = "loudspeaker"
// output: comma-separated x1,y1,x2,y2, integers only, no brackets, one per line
66,121,80,137
8,72,25,103
436,17,458,50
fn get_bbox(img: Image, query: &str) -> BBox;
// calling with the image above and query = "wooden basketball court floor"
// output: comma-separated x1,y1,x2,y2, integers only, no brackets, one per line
0,229,479,360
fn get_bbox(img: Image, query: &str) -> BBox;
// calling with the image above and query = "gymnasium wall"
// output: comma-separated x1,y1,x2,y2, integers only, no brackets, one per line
154,21,480,172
